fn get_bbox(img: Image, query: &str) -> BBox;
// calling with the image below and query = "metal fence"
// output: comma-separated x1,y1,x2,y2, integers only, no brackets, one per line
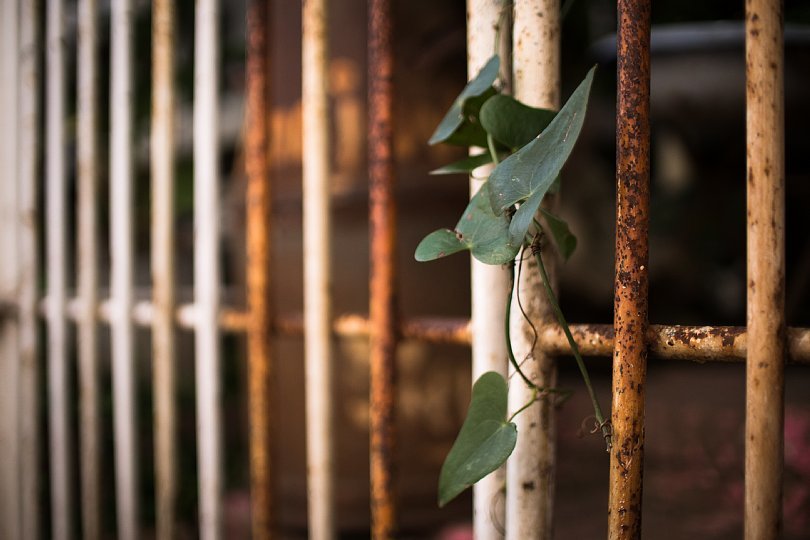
0,0,806,539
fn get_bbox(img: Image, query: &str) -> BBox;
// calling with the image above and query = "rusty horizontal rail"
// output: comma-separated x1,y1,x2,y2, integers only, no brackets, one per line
276,314,472,345
32,298,810,364
538,324,810,364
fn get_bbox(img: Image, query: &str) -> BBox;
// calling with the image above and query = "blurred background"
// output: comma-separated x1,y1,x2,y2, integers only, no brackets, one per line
22,0,810,538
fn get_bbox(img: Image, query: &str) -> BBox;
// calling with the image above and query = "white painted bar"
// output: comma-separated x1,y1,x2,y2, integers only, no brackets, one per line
110,0,139,538
77,0,101,537
302,0,335,538
151,0,177,538
194,0,223,537
17,0,41,537
506,2,561,538
46,0,72,536
1,0,21,537
467,1,509,538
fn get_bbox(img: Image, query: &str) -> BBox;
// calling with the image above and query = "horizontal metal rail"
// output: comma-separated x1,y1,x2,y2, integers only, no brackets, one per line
33,298,810,364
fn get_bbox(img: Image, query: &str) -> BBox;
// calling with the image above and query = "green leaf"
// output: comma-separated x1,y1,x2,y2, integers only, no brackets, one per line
442,88,498,148
439,372,516,507
508,188,545,245
488,66,596,242
479,94,556,149
430,153,493,175
540,208,577,261
414,229,467,261
429,56,500,146
414,182,520,265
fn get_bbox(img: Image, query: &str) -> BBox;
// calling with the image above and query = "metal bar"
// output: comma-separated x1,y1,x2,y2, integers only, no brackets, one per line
77,0,101,537
302,0,335,538
194,0,223,536
1,0,21,536
151,0,177,538
32,296,810,362
507,2,560,538
466,1,510,537
368,0,397,537
246,0,273,538
45,0,73,536
744,0,785,537
609,0,651,537
110,0,139,536
536,324,810,364
17,0,41,537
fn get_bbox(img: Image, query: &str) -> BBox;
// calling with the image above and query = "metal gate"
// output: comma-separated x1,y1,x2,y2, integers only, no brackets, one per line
0,0,806,539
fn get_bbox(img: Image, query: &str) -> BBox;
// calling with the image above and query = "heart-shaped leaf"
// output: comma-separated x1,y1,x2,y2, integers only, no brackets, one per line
438,372,516,507
429,56,500,146
488,67,596,243
479,94,556,149
415,182,520,265
540,208,577,261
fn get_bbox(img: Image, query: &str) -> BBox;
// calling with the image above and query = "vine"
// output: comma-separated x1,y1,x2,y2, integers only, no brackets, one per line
414,55,611,507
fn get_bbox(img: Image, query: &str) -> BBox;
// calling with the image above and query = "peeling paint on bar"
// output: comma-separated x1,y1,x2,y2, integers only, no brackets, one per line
466,1,510,537
507,2,561,538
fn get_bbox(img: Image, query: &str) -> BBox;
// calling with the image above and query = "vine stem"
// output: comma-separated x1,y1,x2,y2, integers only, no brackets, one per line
504,258,566,419
532,236,612,450
508,386,538,423
506,261,539,390
487,133,500,166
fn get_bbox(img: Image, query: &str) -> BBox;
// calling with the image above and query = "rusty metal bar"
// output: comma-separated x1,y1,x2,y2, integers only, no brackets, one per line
246,0,273,538
507,2,560,538
34,294,810,362
17,0,41,536
466,2,510,537
302,0,336,538
745,0,785,537
368,0,397,537
276,314,472,345
194,0,223,536
609,0,651,537
537,324,810,364
77,0,101,537
45,0,73,535
41,293,810,361
151,0,177,537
